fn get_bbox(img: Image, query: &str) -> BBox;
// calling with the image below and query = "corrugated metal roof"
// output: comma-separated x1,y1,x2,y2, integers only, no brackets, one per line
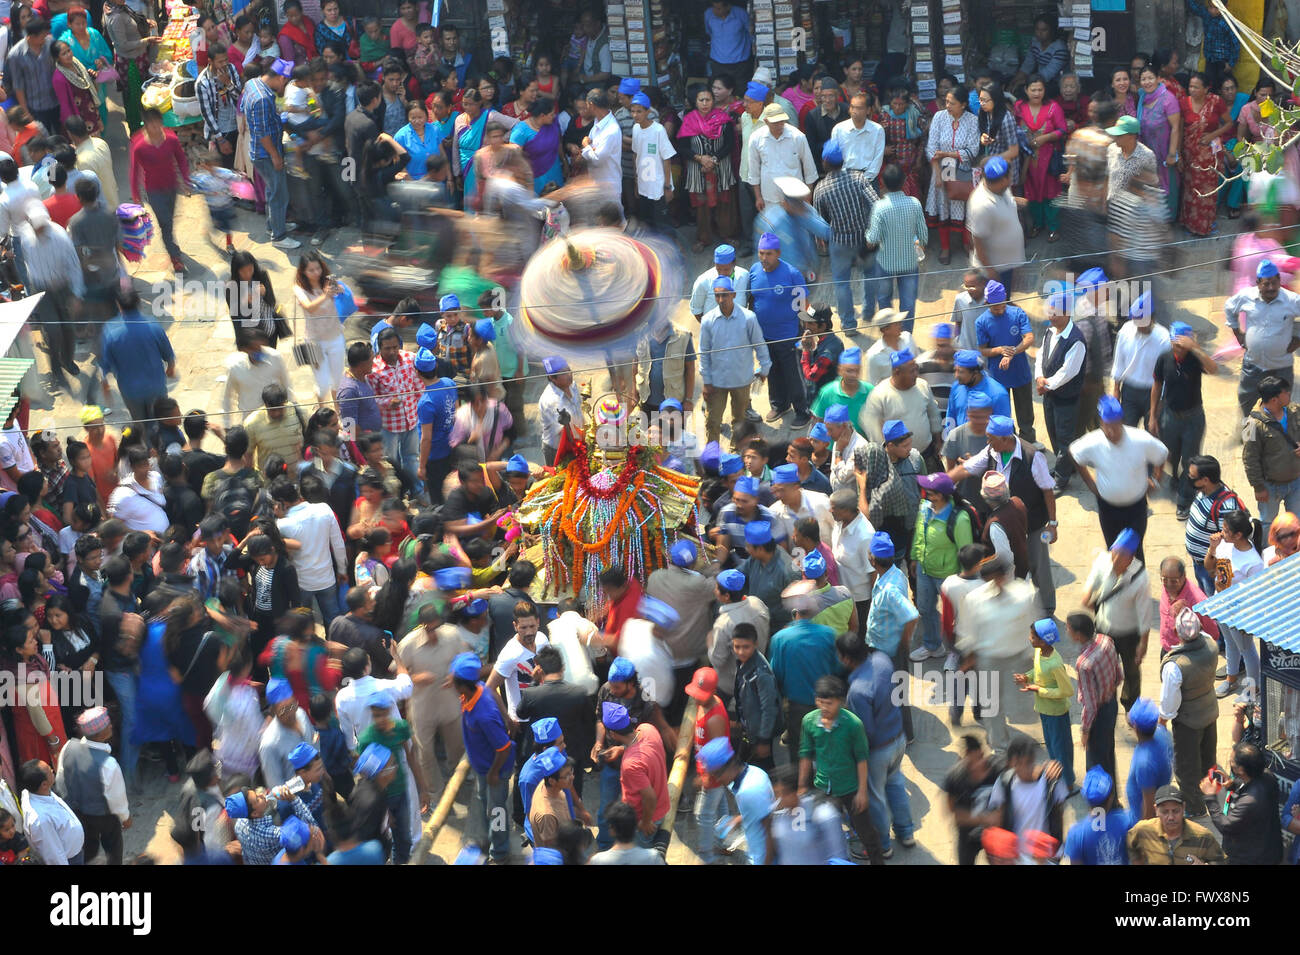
1194,551,1300,650
0,357,32,423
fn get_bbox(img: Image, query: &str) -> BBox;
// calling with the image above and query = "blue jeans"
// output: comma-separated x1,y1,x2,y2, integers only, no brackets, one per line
1222,622,1260,687
867,732,912,850
696,784,729,863
302,585,343,628
1258,476,1300,533
915,570,945,652
1040,711,1075,788
1160,407,1205,510
253,154,290,239
1192,560,1215,601
386,787,412,863
595,763,622,850
871,263,919,332
828,240,872,329
105,670,139,785
383,426,423,497
473,770,511,859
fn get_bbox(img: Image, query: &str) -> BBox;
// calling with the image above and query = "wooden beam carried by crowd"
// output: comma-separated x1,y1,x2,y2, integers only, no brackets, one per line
659,699,699,845
410,755,471,865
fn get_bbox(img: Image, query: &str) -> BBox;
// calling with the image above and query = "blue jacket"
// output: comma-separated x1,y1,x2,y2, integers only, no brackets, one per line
768,619,840,706
98,311,175,402
845,651,903,748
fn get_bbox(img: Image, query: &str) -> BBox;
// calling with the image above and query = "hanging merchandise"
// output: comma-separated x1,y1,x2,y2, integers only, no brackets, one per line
1068,2,1094,79
914,0,937,101
751,0,779,81
773,0,797,79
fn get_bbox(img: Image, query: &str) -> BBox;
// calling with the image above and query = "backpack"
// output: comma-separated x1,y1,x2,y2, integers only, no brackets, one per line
213,473,255,540
946,491,983,542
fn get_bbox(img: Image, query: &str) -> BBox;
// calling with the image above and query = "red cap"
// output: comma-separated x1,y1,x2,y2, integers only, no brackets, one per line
685,666,718,702
1024,829,1059,860
981,827,1019,860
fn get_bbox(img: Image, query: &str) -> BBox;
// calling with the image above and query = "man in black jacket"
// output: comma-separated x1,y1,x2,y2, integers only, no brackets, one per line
67,533,106,626
803,76,849,175
328,587,394,676
1207,737,1283,864
98,555,144,787
301,59,353,243
516,645,594,797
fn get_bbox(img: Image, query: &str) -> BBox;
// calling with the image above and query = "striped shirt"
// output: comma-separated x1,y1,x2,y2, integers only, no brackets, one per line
1185,484,1244,562
1018,38,1070,83
242,77,283,161
1075,634,1122,734
812,168,877,246
1107,188,1170,264
865,191,928,274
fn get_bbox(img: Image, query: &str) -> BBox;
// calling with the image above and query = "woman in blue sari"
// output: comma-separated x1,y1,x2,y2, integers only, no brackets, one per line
455,87,513,211
59,6,112,128
509,94,563,194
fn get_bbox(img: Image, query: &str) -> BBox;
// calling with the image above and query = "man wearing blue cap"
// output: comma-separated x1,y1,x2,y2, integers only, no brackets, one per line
537,355,584,468
942,391,995,503
812,136,878,331
1125,697,1173,820
866,164,928,331
239,58,298,249
1070,395,1167,559
860,351,942,459
716,474,782,559
273,816,321,865
646,538,718,721
629,91,675,231
948,348,1011,428
453,651,515,861
700,274,771,444
432,294,472,378
968,155,1025,289
748,227,814,428
258,677,316,788
696,736,775,865
810,343,870,428
916,322,957,417
1152,322,1216,519
1068,268,1114,435
635,312,696,422
769,462,835,546
825,401,867,492
1017,618,1076,791
705,0,752,81
737,82,771,250
527,746,585,848
518,643,597,790
1063,766,1133,864
1111,291,1171,427
1035,289,1089,493
691,245,752,320
1225,256,1300,417
225,782,320,865
731,518,795,635
975,279,1037,443
863,306,914,386
802,548,859,637
1082,528,1154,714
356,695,415,862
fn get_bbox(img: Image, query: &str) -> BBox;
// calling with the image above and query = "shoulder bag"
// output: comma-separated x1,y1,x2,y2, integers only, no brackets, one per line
292,296,322,369
941,118,974,202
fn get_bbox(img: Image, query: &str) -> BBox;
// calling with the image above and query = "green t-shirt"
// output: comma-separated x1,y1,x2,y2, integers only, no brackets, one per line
811,378,872,432
357,719,413,797
799,707,869,797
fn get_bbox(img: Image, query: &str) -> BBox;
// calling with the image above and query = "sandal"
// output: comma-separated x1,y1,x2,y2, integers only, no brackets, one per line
1027,226,1042,239
1228,208,1240,219
938,250,951,264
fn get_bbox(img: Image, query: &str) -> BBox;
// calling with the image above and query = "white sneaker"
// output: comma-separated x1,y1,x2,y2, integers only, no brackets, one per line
929,646,948,659
944,651,959,671
908,646,932,662
273,235,302,250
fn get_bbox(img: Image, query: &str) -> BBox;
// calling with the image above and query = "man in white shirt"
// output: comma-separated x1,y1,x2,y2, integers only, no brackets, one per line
951,270,989,352
107,447,169,534
1111,291,1171,427
629,92,675,233
335,646,416,749
745,102,818,210
1069,395,1168,565
537,356,585,466
826,403,866,492
831,92,886,182
768,464,834,547
223,328,294,419
580,89,623,212
272,479,348,626
689,244,751,320
54,706,129,865
21,759,85,865
829,487,876,612
1035,290,1088,494
485,603,550,723
1225,258,1300,417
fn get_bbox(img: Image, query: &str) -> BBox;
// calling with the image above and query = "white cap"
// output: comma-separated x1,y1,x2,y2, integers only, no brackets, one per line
774,175,810,200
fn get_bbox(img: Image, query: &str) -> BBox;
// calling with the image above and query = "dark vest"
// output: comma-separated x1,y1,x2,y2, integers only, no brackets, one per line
1042,323,1086,401
983,497,1030,579
1161,634,1219,730
979,442,1049,532
56,739,113,816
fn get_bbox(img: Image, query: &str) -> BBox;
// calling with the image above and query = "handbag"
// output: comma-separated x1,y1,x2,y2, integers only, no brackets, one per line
95,66,120,83
333,280,357,319
291,299,322,368
941,119,974,201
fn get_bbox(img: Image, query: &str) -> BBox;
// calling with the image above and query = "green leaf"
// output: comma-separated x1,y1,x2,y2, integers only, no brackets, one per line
1267,148,1285,174
1274,54,1285,72
1293,76,1300,100
1233,139,1250,158
1244,154,1260,174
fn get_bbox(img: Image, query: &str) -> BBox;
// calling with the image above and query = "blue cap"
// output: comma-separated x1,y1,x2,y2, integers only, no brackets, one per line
601,700,632,730
822,139,844,164
630,91,651,108
473,318,496,341
697,736,735,773
439,293,460,312
1045,291,1070,313
985,281,1007,304
1033,618,1060,645
353,742,392,778
967,390,993,410
890,348,915,368
660,398,683,413
288,742,319,769
532,717,562,744
638,595,680,629
1128,291,1153,320
987,414,1014,436
840,346,862,365
745,81,770,101
717,568,746,591
1111,527,1140,554
542,356,569,375
663,455,686,472
271,57,294,78
366,689,393,709
279,816,311,852
810,422,831,442
535,745,567,778
883,419,910,443
224,791,249,819
700,441,722,472
824,403,850,424
618,77,641,95
714,244,735,264
869,531,895,559
802,549,827,578
465,597,488,617
757,231,781,251
670,539,698,567
1171,321,1193,339
771,463,800,485
1082,765,1114,806
413,347,438,372
433,566,472,591
954,349,981,368
608,657,637,682
1098,395,1123,422
505,453,530,475
734,475,760,497
984,155,1009,179
719,453,743,476
712,275,735,293
1258,258,1280,279
531,847,565,865
265,677,293,705
1128,697,1160,733
416,322,438,349
744,519,774,545
1076,267,1106,289
451,651,483,681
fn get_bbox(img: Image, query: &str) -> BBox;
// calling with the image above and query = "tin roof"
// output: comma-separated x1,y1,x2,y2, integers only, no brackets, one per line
1194,551,1300,650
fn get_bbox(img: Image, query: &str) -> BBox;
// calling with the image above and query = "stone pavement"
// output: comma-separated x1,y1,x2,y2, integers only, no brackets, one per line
60,97,1260,863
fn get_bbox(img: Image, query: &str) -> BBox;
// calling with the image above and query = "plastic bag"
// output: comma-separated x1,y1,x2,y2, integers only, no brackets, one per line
617,620,674,708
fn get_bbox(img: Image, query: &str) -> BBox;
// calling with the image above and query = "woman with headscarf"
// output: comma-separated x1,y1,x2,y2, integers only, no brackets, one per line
51,39,101,136
678,82,737,252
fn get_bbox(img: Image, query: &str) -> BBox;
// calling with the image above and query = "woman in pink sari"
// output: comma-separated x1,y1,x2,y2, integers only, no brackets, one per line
1015,74,1066,240
677,84,736,252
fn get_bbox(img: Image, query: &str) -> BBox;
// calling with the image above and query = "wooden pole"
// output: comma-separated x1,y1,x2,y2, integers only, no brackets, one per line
659,699,698,844
409,755,471,865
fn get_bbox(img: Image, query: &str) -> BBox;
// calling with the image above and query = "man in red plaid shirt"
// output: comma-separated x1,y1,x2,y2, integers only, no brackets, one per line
1066,610,1123,787
367,327,424,497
